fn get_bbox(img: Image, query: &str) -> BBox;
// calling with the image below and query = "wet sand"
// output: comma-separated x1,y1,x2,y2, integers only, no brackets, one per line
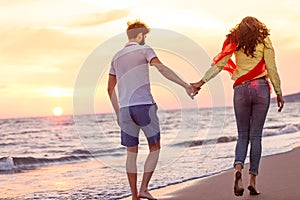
123,147,300,200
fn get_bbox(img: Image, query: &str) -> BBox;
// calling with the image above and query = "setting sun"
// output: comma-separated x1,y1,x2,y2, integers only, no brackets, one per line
53,107,63,116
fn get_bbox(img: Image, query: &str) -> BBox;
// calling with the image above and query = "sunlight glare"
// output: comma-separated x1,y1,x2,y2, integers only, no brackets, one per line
53,107,63,116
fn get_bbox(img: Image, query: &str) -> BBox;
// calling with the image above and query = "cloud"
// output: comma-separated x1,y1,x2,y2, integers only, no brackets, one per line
72,9,130,27
0,0,38,6
29,87,73,97
0,27,101,89
0,27,97,65
0,85,8,89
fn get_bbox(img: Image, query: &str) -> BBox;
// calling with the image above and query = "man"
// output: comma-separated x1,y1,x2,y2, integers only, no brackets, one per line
107,20,194,200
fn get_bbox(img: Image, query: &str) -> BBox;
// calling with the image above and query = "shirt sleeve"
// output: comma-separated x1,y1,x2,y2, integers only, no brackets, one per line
201,54,232,82
109,60,116,76
144,45,158,63
264,37,282,94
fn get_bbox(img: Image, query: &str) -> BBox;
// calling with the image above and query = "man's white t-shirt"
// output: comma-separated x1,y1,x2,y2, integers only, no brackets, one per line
109,42,157,108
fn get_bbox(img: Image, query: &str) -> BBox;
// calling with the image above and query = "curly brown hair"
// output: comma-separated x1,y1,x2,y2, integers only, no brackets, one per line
126,20,150,39
227,16,270,57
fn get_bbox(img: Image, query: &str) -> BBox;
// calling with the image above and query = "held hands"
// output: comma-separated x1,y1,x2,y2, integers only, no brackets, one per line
184,84,195,99
190,81,203,95
184,81,203,99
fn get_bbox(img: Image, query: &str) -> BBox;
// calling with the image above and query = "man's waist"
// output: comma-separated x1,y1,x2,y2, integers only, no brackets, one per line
119,100,156,109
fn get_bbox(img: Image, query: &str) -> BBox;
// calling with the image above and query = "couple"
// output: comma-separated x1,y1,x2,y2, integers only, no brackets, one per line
107,17,284,200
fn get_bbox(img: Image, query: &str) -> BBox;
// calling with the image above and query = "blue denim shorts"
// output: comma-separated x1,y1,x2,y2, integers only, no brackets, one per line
119,104,160,147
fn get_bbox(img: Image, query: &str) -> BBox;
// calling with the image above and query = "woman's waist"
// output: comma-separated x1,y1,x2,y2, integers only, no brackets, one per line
233,76,268,89
232,70,267,81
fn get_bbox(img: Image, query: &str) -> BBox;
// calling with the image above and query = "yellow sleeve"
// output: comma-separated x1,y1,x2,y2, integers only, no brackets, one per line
201,54,232,82
264,37,282,94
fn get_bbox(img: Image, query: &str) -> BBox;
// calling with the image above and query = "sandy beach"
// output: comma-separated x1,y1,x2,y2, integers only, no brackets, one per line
123,146,300,200
2,104,299,199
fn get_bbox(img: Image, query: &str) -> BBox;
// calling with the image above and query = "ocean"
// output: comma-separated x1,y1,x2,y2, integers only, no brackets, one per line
1,102,300,199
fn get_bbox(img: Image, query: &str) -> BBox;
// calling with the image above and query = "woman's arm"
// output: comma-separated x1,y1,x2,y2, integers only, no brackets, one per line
191,54,232,93
264,37,284,112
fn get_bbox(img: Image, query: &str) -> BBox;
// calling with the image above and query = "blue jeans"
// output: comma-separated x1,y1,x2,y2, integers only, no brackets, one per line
233,78,270,176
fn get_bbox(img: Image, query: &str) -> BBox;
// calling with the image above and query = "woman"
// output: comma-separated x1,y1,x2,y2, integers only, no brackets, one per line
192,16,284,196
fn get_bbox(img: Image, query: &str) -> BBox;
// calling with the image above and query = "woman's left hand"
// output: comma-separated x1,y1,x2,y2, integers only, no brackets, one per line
276,94,284,112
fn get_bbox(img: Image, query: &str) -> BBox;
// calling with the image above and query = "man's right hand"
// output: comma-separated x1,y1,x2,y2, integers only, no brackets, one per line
190,82,201,95
185,84,195,99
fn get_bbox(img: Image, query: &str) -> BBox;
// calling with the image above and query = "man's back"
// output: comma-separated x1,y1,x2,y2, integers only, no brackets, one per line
110,42,157,108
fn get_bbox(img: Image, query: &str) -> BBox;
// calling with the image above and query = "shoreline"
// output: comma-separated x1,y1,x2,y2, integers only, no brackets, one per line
122,145,300,200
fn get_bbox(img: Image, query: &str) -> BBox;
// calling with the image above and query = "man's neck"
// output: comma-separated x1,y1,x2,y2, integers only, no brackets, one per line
128,39,139,43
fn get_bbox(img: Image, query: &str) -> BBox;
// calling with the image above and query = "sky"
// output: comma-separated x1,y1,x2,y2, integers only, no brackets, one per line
0,0,299,118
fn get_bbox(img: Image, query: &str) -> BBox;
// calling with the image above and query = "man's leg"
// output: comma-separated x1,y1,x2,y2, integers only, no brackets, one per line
139,141,160,199
119,106,140,199
126,145,139,200
130,104,160,199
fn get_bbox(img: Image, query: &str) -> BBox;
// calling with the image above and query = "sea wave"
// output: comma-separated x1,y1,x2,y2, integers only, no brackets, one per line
173,123,300,147
0,142,16,146
0,155,92,174
0,147,127,174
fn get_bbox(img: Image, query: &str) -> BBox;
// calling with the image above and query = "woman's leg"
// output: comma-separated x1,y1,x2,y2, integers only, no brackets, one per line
248,80,270,191
233,86,252,169
233,85,252,196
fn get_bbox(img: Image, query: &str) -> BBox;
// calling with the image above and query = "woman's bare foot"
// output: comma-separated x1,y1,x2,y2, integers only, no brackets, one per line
234,170,244,196
248,174,260,195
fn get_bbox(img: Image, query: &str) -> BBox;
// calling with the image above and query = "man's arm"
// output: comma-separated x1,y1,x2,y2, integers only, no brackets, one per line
107,75,120,122
150,57,194,99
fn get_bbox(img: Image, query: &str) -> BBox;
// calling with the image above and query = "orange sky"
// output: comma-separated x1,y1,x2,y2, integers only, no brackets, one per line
1,0,299,118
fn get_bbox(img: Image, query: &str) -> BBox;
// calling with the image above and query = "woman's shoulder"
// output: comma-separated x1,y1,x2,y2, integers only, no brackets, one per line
263,36,273,49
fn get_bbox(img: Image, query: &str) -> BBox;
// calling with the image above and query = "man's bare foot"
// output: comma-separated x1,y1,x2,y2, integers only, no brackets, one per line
131,193,140,200
138,190,157,200
248,185,260,195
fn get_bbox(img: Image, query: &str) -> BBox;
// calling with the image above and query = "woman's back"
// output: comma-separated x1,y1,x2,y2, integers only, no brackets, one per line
232,37,270,81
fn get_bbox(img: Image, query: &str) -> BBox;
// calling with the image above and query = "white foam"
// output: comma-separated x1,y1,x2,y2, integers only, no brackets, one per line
263,129,279,136
279,125,299,134
0,156,15,171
